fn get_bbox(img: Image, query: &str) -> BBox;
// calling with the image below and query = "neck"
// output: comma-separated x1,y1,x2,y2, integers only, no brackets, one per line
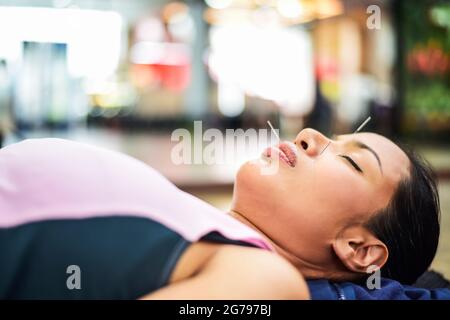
227,209,332,279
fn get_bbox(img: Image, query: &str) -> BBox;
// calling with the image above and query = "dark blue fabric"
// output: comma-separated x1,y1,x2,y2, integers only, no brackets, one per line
0,216,258,299
308,278,450,300
0,216,189,299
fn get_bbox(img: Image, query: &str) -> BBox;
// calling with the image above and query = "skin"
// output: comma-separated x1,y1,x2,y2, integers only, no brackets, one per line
144,243,309,299
145,128,410,299
231,128,410,280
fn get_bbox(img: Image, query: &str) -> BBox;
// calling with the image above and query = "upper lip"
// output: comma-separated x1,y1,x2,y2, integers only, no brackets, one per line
263,141,298,167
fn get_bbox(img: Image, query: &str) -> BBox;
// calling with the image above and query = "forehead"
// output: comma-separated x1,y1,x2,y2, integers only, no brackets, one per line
339,132,410,181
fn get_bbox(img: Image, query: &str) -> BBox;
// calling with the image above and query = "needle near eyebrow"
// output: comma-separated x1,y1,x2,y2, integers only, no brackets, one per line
354,116,371,134
319,116,372,156
267,120,280,141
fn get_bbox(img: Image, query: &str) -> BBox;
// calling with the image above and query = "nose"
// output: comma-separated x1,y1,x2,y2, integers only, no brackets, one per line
294,128,331,157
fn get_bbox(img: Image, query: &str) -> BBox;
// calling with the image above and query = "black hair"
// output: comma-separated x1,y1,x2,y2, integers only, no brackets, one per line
364,146,441,285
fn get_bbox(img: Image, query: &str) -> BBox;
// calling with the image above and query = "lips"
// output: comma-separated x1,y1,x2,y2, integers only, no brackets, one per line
262,141,298,167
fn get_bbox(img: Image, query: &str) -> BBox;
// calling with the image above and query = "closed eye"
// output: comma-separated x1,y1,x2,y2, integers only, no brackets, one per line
339,155,363,173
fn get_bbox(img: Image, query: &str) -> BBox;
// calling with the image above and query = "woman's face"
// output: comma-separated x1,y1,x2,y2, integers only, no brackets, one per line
232,128,410,268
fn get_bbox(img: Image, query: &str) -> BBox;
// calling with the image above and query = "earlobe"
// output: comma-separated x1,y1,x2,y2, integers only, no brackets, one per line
332,226,389,274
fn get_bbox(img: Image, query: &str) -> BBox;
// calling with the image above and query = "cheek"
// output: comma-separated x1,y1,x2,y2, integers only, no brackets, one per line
276,160,371,232
312,163,375,222
319,175,362,206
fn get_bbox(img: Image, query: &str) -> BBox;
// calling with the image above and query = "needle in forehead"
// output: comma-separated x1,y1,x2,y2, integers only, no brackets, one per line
354,116,371,134
267,120,280,141
319,116,371,155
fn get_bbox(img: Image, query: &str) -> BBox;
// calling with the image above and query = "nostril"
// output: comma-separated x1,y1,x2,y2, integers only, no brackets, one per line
300,141,308,150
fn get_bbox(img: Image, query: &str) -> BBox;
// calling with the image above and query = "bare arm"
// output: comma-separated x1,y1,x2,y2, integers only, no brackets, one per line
141,245,310,300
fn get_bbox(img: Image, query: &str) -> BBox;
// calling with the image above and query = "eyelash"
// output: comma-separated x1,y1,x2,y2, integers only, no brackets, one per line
339,155,363,173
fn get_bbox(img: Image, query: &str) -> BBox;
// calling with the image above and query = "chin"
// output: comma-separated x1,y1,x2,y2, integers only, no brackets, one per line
236,159,265,184
234,160,276,205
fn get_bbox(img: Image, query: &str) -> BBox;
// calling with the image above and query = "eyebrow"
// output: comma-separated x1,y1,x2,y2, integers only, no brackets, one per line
353,140,383,174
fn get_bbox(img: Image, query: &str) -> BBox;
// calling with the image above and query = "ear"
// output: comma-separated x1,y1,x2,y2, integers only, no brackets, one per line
332,225,388,274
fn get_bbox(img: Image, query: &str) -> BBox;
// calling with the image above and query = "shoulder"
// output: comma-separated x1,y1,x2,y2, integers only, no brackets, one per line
201,244,310,299
147,242,309,299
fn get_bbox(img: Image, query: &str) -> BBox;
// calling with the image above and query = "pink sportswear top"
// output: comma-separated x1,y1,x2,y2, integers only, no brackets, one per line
0,138,273,251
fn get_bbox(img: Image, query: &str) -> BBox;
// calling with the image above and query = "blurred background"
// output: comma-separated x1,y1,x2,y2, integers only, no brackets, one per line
0,0,449,277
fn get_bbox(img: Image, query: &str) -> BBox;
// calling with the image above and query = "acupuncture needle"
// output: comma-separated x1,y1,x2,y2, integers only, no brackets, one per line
267,120,280,142
319,116,372,156
354,116,372,133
